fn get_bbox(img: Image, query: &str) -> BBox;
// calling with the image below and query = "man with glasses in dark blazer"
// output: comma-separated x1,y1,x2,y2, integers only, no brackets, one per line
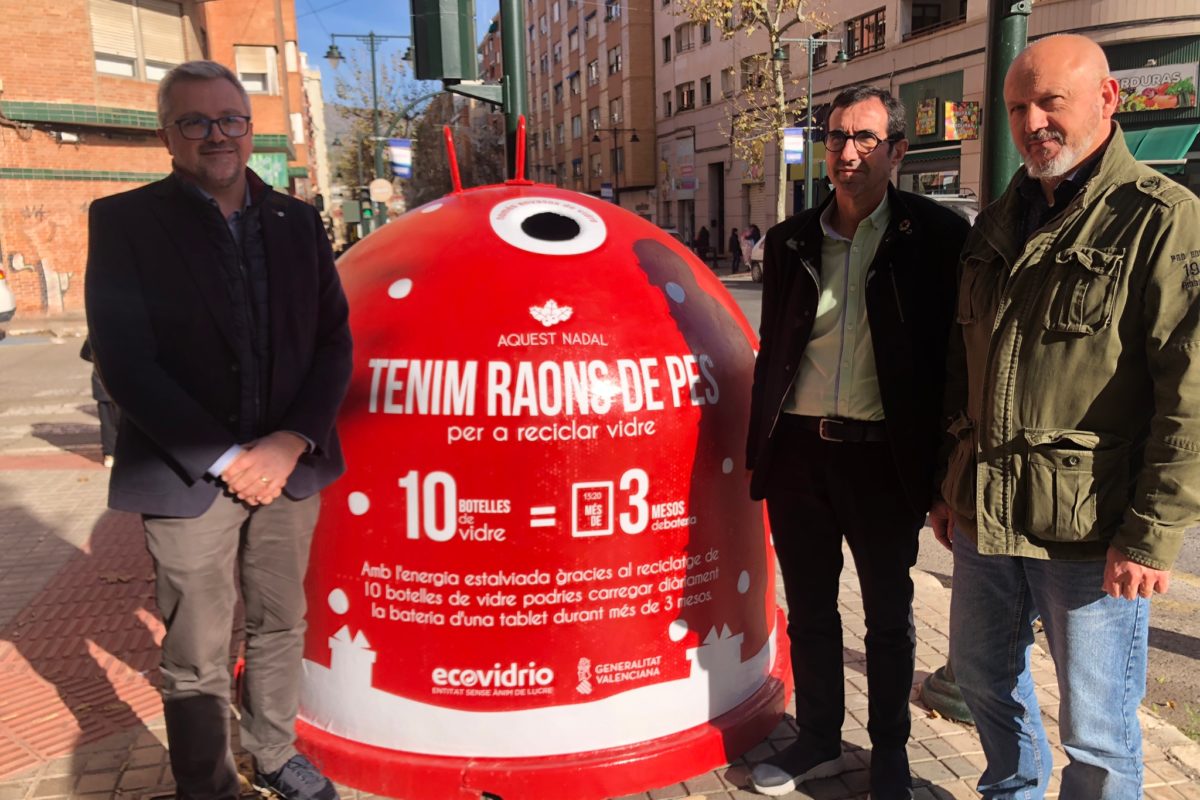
85,61,352,800
746,85,968,799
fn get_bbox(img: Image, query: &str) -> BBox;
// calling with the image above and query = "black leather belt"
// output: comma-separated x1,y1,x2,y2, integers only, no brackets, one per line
788,415,888,443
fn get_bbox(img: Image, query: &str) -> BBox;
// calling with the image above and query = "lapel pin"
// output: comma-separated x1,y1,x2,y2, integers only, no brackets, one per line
898,219,911,233
275,209,285,217
786,238,799,251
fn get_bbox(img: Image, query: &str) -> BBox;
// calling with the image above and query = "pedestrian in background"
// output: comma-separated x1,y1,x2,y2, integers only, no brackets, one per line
694,224,710,260
85,60,352,800
930,34,1199,799
729,228,743,272
746,85,968,799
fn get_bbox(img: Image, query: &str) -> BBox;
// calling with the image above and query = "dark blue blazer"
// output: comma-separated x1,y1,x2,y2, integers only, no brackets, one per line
84,171,353,518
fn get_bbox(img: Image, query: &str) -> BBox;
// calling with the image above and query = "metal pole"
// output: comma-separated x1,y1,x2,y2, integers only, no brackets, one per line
369,33,384,230
804,38,815,211
981,0,1032,203
615,143,620,206
500,0,528,179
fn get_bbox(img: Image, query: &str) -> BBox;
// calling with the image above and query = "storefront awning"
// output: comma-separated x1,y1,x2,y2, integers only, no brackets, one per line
1126,124,1200,175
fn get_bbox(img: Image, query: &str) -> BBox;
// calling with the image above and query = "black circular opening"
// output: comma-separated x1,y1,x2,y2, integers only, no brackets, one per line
520,212,581,241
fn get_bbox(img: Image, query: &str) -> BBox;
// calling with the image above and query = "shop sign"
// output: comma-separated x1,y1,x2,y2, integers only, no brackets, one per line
783,127,805,164
916,99,939,136
1115,63,1198,112
944,101,980,141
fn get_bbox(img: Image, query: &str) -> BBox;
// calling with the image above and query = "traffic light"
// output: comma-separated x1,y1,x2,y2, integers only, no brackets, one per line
410,0,478,81
361,203,374,220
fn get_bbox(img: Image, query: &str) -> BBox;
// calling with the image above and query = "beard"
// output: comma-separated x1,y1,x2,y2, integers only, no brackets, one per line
1022,103,1104,179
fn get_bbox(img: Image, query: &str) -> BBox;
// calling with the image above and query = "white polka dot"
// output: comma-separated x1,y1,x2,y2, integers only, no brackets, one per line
737,571,751,594
668,619,689,642
721,457,734,474
388,279,413,299
348,491,370,515
328,588,350,615
665,282,686,303
420,202,444,214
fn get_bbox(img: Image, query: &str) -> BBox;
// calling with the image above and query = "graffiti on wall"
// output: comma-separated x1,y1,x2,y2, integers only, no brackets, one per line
0,201,89,316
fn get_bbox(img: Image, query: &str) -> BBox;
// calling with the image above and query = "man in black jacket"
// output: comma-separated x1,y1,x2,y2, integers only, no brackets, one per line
85,61,351,800
745,86,968,798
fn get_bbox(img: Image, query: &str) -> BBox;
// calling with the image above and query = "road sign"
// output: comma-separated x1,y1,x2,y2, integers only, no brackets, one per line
369,178,394,203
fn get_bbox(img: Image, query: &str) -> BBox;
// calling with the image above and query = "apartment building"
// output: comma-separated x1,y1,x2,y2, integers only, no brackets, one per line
0,0,316,320
525,0,656,215
656,0,1200,242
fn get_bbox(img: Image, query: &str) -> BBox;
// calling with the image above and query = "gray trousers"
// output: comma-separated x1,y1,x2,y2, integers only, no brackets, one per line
144,491,320,800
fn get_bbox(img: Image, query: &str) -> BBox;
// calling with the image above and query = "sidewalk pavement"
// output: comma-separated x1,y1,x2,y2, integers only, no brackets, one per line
1,451,1197,800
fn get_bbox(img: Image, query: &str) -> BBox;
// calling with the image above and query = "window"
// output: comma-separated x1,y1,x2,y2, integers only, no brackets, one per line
847,8,885,57
674,22,694,53
556,162,564,185
588,106,600,131
585,12,597,37
611,146,624,175
609,96,622,124
675,81,695,111
662,35,672,63
572,158,583,177
572,115,582,138
553,42,562,64
591,154,603,177
720,66,735,97
90,0,187,81
701,75,712,105
569,73,580,95
552,1,560,22
607,45,622,74
528,24,534,42
912,3,941,33
701,20,711,44
543,130,551,148
540,54,549,73
236,45,279,94
663,91,673,118
587,59,599,85
605,0,621,21
568,27,579,50
812,31,829,69
539,14,547,33
554,82,563,104
557,122,564,143
541,90,549,110
740,55,765,91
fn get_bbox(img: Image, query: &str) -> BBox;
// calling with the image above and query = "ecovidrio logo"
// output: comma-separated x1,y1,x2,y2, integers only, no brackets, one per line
431,662,556,689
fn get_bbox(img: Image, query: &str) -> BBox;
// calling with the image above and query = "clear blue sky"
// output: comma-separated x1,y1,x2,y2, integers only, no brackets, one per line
295,0,501,102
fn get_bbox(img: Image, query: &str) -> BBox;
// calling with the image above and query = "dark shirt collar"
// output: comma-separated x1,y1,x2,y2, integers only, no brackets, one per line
1016,137,1107,245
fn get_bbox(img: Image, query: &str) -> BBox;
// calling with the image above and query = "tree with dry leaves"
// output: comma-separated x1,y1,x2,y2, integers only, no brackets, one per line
675,0,830,224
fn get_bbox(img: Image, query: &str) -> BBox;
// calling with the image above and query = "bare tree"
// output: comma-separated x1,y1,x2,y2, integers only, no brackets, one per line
675,0,830,224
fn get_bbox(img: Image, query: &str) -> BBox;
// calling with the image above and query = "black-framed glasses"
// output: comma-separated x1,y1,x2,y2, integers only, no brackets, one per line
826,129,903,155
171,115,251,140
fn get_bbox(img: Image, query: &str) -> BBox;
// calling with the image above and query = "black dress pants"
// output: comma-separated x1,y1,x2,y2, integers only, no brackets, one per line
763,416,924,754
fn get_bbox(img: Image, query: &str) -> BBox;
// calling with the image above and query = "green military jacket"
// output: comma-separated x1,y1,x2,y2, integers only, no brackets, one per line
941,125,1200,570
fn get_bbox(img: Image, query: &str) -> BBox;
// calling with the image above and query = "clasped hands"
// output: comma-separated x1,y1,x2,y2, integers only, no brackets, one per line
220,431,307,506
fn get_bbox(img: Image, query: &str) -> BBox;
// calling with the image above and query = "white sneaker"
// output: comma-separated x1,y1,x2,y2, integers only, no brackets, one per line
750,747,843,796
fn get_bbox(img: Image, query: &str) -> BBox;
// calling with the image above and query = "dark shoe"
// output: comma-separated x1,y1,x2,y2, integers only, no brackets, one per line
869,746,913,800
253,755,339,800
749,740,843,796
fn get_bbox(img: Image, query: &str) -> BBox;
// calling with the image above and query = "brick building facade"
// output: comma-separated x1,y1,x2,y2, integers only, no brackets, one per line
0,0,316,321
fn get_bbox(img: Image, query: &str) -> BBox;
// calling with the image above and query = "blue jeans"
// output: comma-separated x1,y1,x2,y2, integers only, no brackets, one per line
950,532,1148,800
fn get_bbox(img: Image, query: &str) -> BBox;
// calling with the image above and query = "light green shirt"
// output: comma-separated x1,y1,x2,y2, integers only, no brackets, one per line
785,194,889,421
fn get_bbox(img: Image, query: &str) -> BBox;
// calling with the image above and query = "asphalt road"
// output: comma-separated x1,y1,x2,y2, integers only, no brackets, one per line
722,276,1200,741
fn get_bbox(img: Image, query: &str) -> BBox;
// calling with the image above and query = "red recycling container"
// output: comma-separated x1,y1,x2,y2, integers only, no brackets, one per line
297,182,790,799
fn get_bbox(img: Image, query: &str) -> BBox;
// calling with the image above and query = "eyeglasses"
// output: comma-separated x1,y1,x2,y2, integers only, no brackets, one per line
826,129,903,155
171,115,251,140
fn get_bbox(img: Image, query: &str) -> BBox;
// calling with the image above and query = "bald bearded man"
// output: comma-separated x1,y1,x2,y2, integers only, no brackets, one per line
930,34,1200,799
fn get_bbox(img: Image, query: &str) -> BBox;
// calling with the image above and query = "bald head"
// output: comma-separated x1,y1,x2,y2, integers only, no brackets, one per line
1004,34,1119,182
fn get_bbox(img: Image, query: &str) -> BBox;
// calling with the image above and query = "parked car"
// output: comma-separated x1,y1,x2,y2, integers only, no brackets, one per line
927,194,980,225
658,227,688,247
0,265,15,323
749,237,765,282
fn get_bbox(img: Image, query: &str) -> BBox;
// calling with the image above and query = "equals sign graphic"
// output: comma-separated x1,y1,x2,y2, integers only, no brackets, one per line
529,506,557,528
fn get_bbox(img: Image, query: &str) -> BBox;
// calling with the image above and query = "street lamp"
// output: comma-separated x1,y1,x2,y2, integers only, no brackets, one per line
591,126,639,206
325,31,411,230
776,37,849,210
